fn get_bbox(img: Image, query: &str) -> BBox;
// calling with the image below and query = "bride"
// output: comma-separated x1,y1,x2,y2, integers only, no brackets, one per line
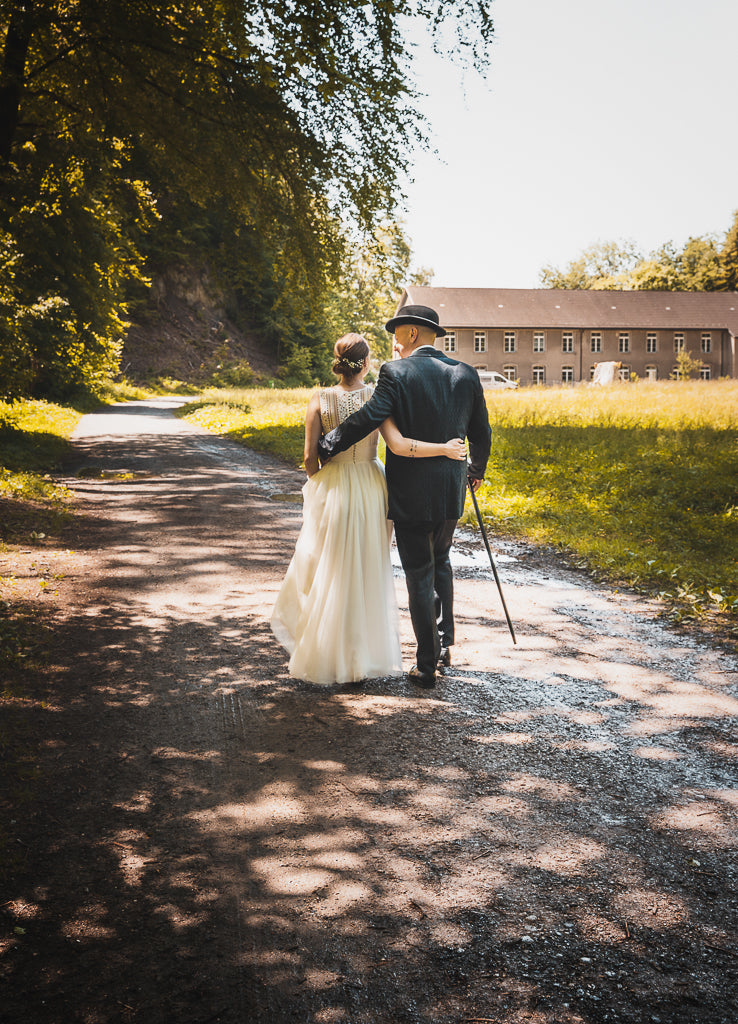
271,333,467,685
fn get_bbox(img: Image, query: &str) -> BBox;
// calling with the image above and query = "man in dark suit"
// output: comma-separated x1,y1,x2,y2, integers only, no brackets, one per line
318,304,492,689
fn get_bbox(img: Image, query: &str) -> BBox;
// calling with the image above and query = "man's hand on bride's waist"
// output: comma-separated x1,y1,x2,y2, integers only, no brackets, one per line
443,438,467,461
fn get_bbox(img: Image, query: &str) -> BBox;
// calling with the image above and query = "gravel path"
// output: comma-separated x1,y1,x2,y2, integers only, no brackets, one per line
2,397,737,1024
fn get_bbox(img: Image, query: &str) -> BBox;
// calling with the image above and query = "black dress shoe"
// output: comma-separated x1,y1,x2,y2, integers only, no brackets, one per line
438,646,451,668
408,666,436,689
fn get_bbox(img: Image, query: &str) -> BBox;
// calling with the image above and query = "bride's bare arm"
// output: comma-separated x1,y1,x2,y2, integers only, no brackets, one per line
379,417,467,461
303,391,323,476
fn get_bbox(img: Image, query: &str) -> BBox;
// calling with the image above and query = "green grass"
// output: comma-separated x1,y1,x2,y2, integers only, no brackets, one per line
0,400,82,509
177,387,313,463
97,379,154,402
470,381,738,622
482,379,738,430
180,381,738,631
141,376,203,396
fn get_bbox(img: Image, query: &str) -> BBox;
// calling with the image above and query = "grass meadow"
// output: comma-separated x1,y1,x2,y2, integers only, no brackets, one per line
179,382,738,630
477,382,738,622
0,400,81,508
180,388,314,464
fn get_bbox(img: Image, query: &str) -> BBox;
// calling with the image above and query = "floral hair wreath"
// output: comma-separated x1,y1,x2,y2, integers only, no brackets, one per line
338,356,366,371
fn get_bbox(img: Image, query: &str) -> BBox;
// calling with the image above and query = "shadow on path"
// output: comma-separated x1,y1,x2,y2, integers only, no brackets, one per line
2,401,737,1024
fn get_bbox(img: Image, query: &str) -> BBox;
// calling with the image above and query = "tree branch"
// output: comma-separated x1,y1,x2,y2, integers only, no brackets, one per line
0,3,35,161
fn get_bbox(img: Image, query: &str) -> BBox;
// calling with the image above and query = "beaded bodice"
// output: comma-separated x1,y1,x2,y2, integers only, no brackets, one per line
319,385,379,464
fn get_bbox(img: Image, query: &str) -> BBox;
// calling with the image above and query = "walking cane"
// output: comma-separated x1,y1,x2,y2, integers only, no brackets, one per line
467,478,517,645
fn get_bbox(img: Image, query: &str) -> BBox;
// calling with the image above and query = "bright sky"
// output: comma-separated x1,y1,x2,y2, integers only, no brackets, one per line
402,0,738,288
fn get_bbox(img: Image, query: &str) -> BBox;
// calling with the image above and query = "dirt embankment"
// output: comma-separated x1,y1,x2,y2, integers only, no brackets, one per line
122,266,276,381
1,398,737,1024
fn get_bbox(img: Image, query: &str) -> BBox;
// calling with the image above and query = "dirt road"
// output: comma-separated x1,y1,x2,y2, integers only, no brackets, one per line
2,397,737,1024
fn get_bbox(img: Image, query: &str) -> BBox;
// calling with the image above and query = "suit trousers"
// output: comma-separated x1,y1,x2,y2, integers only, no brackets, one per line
394,519,457,677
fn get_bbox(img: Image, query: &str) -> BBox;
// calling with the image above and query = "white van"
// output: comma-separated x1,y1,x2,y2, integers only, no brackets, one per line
477,371,519,390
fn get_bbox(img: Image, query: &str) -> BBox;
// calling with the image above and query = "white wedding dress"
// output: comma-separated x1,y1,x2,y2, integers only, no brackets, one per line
270,385,402,684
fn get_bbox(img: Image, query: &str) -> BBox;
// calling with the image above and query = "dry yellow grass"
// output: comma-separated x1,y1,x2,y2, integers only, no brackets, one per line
484,380,738,429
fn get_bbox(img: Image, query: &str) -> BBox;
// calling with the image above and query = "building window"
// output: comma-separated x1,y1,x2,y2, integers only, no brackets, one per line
618,365,630,381
562,366,574,383
672,365,682,380
619,332,630,353
504,331,516,353
700,365,711,380
533,332,545,353
590,332,602,353
444,331,457,353
701,332,712,353
503,365,517,381
646,333,657,353
532,365,546,385
646,365,657,381
562,332,574,353
674,333,685,353
474,331,487,353
589,365,597,381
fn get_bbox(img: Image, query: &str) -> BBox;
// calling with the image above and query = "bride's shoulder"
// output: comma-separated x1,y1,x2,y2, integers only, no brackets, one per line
306,389,323,413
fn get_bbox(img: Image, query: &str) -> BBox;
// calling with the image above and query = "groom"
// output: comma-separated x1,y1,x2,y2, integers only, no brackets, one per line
318,304,492,688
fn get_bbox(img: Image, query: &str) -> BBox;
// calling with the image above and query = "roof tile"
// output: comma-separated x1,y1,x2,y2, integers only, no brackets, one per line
401,287,738,333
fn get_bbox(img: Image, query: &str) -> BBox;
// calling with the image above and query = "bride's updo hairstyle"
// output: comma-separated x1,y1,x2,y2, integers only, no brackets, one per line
332,333,369,377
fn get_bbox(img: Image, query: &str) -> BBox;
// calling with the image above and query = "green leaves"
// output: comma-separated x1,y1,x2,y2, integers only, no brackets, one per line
1,134,154,400
0,1,493,399
539,223,734,292
321,221,426,365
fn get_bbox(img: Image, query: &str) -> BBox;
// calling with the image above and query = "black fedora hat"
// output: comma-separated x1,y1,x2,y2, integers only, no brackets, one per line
385,304,446,337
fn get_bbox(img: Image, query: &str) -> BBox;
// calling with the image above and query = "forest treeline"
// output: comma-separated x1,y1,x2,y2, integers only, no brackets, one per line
540,215,738,292
0,1,492,401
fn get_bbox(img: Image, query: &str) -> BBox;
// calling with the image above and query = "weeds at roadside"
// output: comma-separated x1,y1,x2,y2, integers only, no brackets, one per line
98,379,153,402
141,376,202,396
0,400,80,544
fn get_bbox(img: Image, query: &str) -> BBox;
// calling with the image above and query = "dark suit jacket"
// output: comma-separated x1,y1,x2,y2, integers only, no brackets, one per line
318,348,492,523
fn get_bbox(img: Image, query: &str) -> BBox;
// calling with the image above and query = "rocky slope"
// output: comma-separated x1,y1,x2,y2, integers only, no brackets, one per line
122,265,277,383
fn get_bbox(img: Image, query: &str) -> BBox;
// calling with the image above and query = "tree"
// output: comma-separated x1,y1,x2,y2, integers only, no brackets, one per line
539,241,642,290
627,238,723,292
673,350,703,380
717,209,738,291
627,253,682,291
322,222,432,364
540,224,733,293
0,133,155,400
0,2,494,397
640,236,723,291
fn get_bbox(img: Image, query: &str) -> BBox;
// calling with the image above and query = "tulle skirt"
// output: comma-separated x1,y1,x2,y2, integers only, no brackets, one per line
271,458,402,684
